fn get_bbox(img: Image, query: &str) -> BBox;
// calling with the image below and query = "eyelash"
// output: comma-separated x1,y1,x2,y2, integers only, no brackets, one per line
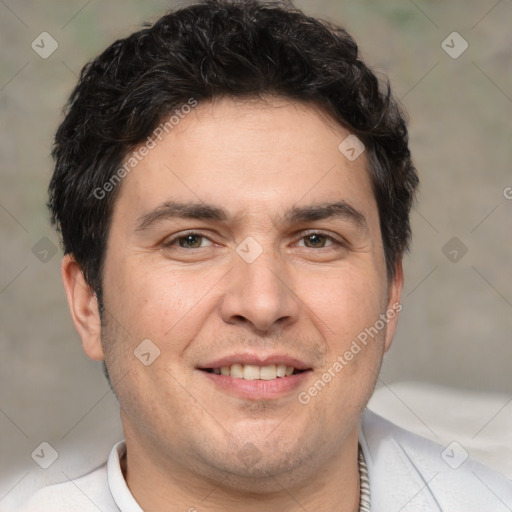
162,231,213,249
162,230,345,249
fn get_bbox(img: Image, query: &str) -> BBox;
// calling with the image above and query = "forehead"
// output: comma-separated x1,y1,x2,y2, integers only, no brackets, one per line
113,97,376,225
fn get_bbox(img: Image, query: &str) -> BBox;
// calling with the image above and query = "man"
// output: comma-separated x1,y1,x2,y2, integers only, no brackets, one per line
19,1,512,510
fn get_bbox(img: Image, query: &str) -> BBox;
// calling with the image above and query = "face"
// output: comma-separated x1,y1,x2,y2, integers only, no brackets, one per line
65,97,402,491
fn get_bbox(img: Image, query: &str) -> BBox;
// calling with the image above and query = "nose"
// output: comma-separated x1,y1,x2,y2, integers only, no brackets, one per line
220,250,300,334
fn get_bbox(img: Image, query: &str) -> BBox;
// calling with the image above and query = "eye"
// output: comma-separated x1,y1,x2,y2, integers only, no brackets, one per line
298,233,336,249
164,232,213,249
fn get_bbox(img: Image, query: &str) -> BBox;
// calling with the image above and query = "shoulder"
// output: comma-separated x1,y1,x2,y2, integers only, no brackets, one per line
15,464,118,512
360,409,512,511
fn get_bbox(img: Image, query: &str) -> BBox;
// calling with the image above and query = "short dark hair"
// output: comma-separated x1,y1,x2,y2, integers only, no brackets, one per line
49,0,418,301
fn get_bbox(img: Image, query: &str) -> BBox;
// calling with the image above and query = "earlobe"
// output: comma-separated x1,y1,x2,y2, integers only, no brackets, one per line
61,254,105,361
383,260,404,353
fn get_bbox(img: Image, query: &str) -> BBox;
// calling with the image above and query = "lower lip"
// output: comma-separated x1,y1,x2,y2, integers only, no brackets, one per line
200,370,312,400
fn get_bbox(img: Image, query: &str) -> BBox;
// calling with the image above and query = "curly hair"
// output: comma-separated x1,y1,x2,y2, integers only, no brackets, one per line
49,0,418,301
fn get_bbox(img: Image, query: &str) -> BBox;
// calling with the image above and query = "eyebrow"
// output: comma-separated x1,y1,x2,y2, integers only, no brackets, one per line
136,202,228,231
285,201,367,229
135,200,367,232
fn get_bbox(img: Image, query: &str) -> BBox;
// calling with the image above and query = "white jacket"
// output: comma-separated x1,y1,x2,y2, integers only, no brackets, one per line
16,409,512,511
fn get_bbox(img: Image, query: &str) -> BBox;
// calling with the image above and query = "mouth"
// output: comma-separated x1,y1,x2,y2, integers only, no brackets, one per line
201,364,308,380
197,356,313,400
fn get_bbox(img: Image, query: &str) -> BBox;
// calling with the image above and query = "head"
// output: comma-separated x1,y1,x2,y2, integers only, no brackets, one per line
52,0,417,495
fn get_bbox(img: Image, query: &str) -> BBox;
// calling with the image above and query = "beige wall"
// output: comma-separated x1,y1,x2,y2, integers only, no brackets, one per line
1,0,511,504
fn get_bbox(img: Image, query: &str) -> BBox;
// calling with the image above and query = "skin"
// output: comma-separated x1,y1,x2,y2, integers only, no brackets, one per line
62,97,403,512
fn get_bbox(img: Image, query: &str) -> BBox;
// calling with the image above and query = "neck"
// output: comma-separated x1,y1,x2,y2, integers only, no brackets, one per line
123,427,361,512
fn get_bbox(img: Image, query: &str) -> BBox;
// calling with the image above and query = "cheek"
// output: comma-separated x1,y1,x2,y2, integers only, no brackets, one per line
299,267,386,350
105,258,224,348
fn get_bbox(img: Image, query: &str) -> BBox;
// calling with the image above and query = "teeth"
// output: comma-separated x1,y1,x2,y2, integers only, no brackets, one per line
230,364,244,379
243,364,260,380
259,364,276,380
213,364,298,380
276,364,287,378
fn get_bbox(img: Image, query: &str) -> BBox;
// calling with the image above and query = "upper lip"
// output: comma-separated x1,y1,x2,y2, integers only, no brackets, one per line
198,353,312,371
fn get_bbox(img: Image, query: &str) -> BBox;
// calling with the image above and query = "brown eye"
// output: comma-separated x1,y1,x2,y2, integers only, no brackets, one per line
163,231,215,251
302,234,332,248
178,234,205,248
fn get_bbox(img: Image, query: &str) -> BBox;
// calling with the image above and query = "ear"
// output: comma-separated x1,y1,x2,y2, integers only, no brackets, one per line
383,259,404,353
61,254,104,361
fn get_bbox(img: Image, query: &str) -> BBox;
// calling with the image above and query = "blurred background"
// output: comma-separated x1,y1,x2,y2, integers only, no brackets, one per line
1,0,511,508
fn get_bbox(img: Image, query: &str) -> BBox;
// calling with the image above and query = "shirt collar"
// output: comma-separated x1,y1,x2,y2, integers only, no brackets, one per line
107,441,144,512
107,438,371,510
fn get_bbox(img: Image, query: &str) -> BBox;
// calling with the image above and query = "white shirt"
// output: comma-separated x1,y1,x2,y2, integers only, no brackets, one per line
16,409,512,511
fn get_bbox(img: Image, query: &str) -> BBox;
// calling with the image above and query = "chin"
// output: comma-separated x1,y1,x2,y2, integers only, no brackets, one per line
194,434,320,494
212,456,314,495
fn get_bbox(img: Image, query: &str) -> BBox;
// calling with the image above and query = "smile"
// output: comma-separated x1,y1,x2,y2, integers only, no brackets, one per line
203,363,307,380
